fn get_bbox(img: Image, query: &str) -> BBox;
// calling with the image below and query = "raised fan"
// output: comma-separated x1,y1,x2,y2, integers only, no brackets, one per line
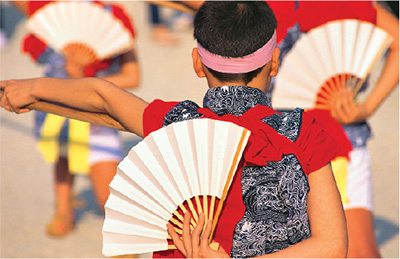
102,118,251,256
272,19,392,110
27,1,134,62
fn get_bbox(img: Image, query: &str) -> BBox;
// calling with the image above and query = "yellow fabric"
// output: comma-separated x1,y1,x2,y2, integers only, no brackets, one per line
68,119,90,174
331,157,349,205
38,114,67,164
38,114,90,175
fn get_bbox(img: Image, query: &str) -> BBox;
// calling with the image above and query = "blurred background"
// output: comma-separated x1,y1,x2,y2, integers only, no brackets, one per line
0,1,398,258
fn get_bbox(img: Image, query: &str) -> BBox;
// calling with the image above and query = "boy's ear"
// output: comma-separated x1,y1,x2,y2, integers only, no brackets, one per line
269,47,280,77
192,48,206,78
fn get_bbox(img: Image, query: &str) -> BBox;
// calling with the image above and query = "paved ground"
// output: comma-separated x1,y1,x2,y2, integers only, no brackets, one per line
0,2,398,258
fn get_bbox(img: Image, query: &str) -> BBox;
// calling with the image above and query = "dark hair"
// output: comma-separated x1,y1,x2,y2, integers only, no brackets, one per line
194,1,277,84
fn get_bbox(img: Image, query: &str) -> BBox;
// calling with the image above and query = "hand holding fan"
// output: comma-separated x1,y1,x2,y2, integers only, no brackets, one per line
102,118,250,256
272,19,393,110
26,1,135,66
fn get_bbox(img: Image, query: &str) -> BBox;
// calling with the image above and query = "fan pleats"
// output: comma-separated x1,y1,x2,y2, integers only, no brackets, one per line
103,118,250,256
272,19,392,110
27,1,134,60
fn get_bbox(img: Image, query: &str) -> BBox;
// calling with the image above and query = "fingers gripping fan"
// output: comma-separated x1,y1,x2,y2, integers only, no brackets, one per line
272,19,393,110
102,119,250,256
27,1,134,61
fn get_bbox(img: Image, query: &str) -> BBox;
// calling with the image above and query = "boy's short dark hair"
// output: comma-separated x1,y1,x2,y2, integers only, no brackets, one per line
194,1,277,84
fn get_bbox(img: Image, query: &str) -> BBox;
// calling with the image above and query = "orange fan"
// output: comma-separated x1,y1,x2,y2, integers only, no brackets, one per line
272,19,392,110
26,1,135,65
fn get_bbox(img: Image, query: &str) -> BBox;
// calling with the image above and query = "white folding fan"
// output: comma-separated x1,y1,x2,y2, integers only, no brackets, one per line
102,118,251,256
27,1,134,64
272,19,393,110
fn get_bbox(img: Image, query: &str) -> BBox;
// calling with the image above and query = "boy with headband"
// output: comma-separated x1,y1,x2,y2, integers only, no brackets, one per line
1,2,347,258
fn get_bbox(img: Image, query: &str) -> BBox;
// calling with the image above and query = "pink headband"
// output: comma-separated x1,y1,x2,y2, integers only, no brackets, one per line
197,30,276,73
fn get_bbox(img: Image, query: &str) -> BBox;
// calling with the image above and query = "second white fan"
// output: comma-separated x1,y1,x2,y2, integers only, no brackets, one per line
272,19,392,110
27,1,134,61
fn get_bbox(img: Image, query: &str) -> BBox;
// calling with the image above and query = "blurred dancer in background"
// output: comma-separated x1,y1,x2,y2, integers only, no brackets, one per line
20,1,140,237
267,1,399,257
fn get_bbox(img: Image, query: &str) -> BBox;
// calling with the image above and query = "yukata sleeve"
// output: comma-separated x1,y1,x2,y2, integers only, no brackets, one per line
142,99,180,137
22,34,53,64
295,112,340,175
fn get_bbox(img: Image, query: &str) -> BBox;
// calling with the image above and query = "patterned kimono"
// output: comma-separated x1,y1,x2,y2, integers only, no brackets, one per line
144,85,339,258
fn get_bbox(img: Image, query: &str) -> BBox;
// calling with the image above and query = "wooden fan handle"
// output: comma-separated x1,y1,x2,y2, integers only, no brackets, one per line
30,101,127,131
0,91,128,132
167,242,220,251
149,1,197,14
10,1,29,16
209,129,250,242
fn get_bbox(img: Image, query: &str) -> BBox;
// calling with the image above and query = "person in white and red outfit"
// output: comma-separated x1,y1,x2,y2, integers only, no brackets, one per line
267,2,399,257
21,1,140,237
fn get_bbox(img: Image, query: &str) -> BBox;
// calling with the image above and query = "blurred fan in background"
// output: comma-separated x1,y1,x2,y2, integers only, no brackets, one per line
14,0,141,238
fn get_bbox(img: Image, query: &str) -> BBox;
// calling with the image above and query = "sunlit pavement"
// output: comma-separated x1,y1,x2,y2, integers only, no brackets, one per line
1,2,398,258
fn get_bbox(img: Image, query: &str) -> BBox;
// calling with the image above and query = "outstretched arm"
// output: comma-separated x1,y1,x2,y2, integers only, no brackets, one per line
0,77,148,137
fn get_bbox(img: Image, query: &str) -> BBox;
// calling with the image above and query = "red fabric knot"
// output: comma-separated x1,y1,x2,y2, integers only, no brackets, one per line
198,105,303,168
305,109,353,160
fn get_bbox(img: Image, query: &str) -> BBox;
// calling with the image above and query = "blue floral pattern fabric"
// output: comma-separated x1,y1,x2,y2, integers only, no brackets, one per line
203,85,272,116
232,154,310,257
162,86,311,257
163,100,204,127
342,122,371,147
262,108,302,142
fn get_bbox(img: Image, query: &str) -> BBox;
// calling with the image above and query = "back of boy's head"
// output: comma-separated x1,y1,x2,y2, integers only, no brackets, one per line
194,1,277,84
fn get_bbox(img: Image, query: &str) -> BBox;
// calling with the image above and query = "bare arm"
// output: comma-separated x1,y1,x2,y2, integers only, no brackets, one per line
64,47,141,89
100,48,141,89
0,77,148,137
255,164,348,258
169,163,348,258
330,3,399,124
365,2,399,116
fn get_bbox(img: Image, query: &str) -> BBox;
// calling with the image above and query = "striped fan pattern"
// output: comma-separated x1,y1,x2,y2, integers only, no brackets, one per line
102,118,250,256
272,19,392,110
27,1,134,62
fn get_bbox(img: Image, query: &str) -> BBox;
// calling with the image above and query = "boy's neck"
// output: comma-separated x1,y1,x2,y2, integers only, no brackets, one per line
206,66,272,93
207,79,247,88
